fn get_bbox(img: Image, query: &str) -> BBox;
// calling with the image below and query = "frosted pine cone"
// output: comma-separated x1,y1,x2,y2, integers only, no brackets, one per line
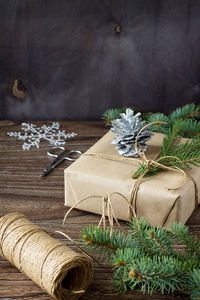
110,108,153,157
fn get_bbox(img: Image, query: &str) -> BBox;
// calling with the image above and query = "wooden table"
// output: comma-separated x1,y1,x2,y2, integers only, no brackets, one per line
0,120,199,300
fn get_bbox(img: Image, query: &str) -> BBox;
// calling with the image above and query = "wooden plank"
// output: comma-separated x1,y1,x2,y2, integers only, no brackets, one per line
0,120,198,300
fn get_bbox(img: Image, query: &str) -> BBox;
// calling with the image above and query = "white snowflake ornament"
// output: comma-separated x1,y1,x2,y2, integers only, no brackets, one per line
7,122,77,150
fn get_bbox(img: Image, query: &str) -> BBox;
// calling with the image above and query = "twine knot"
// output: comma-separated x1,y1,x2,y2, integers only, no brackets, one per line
145,159,154,169
104,194,108,202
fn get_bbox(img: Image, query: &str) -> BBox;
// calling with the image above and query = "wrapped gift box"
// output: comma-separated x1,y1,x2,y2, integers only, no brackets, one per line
64,131,200,227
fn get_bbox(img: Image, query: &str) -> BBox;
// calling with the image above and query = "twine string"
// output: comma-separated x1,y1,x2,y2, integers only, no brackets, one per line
52,231,98,264
63,192,137,230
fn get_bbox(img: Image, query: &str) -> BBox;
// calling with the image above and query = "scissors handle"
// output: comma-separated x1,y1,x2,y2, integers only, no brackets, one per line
63,150,82,161
44,146,66,172
49,149,82,169
40,147,82,177
47,146,65,158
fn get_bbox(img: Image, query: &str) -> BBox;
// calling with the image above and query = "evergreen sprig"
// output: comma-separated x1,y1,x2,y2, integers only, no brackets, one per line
132,119,200,178
169,103,200,121
147,103,200,138
190,270,200,300
80,218,200,299
80,225,135,261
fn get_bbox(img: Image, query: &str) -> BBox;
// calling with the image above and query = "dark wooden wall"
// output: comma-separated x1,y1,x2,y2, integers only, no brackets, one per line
0,0,200,120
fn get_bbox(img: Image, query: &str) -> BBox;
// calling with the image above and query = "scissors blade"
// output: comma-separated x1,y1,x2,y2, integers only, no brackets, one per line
40,153,65,177
40,165,53,177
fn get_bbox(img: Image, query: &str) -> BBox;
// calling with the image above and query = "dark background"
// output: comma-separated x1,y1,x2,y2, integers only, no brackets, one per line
0,0,200,120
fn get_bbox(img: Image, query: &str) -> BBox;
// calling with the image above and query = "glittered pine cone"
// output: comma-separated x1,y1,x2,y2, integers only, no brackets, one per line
110,108,153,157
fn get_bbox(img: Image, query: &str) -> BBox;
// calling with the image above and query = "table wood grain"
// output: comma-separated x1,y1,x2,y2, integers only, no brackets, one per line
0,120,199,300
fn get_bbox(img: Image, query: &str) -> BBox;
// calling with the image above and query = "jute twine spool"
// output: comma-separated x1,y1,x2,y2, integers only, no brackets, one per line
0,212,93,300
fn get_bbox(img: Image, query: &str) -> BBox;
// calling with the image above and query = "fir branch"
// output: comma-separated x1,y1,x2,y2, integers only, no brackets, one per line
160,119,182,157
169,103,200,121
132,120,200,178
80,219,200,299
148,228,173,257
160,135,200,170
124,255,190,295
128,217,156,256
129,218,176,257
148,103,200,138
182,119,200,137
188,270,200,300
80,225,135,261
168,223,200,260
141,112,154,121
146,113,169,134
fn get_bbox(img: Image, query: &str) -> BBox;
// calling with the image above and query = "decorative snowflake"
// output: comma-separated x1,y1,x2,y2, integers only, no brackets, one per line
7,122,77,150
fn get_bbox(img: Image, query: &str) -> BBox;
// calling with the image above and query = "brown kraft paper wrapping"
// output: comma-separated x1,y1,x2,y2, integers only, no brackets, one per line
64,131,200,228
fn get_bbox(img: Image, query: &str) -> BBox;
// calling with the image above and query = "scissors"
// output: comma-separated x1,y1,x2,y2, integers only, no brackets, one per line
40,146,82,177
